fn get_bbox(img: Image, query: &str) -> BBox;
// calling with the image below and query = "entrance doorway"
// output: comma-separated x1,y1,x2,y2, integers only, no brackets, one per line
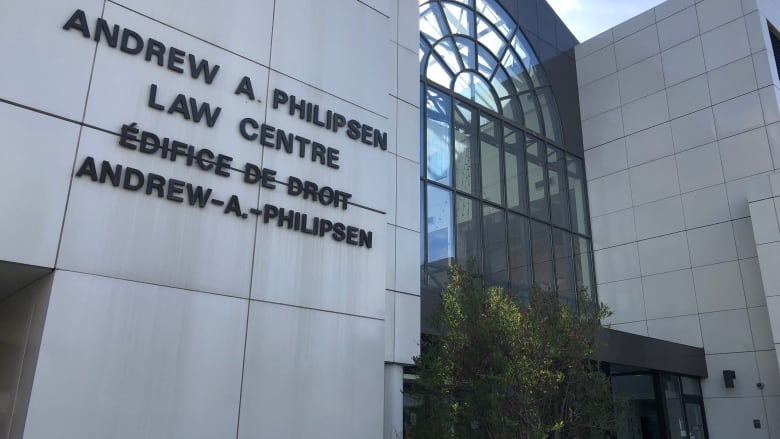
611,365,708,439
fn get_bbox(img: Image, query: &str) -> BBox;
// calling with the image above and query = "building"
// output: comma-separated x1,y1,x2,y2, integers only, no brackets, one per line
416,0,780,437
0,1,420,438
577,0,780,436
1,0,779,439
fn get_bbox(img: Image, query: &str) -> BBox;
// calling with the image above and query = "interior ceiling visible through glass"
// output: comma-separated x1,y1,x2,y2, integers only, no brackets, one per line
419,0,562,142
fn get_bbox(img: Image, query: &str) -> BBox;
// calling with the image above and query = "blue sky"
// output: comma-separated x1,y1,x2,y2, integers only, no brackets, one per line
546,0,663,41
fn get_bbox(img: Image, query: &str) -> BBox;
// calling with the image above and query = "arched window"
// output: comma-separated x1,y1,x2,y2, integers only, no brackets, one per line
419,0,562,141
419,0,594,307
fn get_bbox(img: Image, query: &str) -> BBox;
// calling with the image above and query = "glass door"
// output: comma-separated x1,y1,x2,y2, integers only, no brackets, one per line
684,400,706,439
661,374,708,439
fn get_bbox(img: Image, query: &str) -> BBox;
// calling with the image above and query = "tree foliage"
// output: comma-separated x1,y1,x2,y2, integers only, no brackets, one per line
408,265,616,439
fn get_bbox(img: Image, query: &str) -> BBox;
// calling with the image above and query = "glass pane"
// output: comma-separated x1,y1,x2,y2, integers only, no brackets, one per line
685,402,706,439
612,374,656,400
434,38,463,75
681,377,701,396
548,146,570,229
480,115,502,204
455,195,481,267
507,212,531,300
454,36,476,70
491,66,513,99
426,88,452,185
420,2,448,43
453,72,498,112
553,229,574,304
426,185,454,285
454,102,479,194
500,95,523,125
567,155,589,235
511,31,547,87
528,64,549,89
419,37,430,74
420,182,425,285
531,220,553,291
538,87,562,142
612,374,664,439
662,375,687,439
420,84,425,175
519,91,542,134
476,45,498,78
426,52,454,88
504,126,526,213
501,49,531,93
476,17,504,55
442,2,472,35
526,137,548,221
573,237,594,296
491,68,515,119
475,0,514,38
482,205,508,287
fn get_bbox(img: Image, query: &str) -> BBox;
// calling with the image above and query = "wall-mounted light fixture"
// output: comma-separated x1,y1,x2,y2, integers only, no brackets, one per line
723,370,736,388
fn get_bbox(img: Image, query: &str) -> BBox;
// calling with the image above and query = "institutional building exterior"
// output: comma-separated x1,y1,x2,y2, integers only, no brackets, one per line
577,0,780,436
0,1,420,438
0,0,779,438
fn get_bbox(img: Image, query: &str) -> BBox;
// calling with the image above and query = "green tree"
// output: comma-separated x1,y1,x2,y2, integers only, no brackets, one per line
407,265,616,439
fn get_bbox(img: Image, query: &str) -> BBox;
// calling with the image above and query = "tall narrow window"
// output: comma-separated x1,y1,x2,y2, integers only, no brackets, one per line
426,88,452,185
526,138,548,221
504,126,527,214
426,185,454,288
454,102,479,195
480,115,502,204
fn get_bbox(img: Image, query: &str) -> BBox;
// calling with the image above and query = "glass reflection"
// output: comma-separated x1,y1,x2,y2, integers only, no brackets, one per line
526,137,548,220
435,37,463,75
501,49,531,94
454,36,476,70
508,212,531,300
482,205,508,287
662,375,687,439
454,102,479,194
454,72,498,111
420,2,448,43
475,0,513,37
456,195,481,266
442,2,473,35
426,52,453,89
567,155,589,235
530,220,553,290
573,236,594,296
480,115,502,204
420,182,426,283
519,92,542,134
426,184,454,287
476,17,504,55
538,87,562,142
548,146,570,229
612,374,663,439
504,126,526,213
552,229,574,302
426,88,452,185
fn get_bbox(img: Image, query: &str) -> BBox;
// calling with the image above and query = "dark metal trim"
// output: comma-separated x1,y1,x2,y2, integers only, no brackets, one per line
595,327,708,377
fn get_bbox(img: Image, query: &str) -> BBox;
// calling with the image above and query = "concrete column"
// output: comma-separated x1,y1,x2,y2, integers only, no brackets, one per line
383,363,404,439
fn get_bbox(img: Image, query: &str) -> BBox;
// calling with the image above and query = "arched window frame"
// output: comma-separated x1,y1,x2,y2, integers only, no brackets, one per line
419,0,563,143
418,0,596,305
